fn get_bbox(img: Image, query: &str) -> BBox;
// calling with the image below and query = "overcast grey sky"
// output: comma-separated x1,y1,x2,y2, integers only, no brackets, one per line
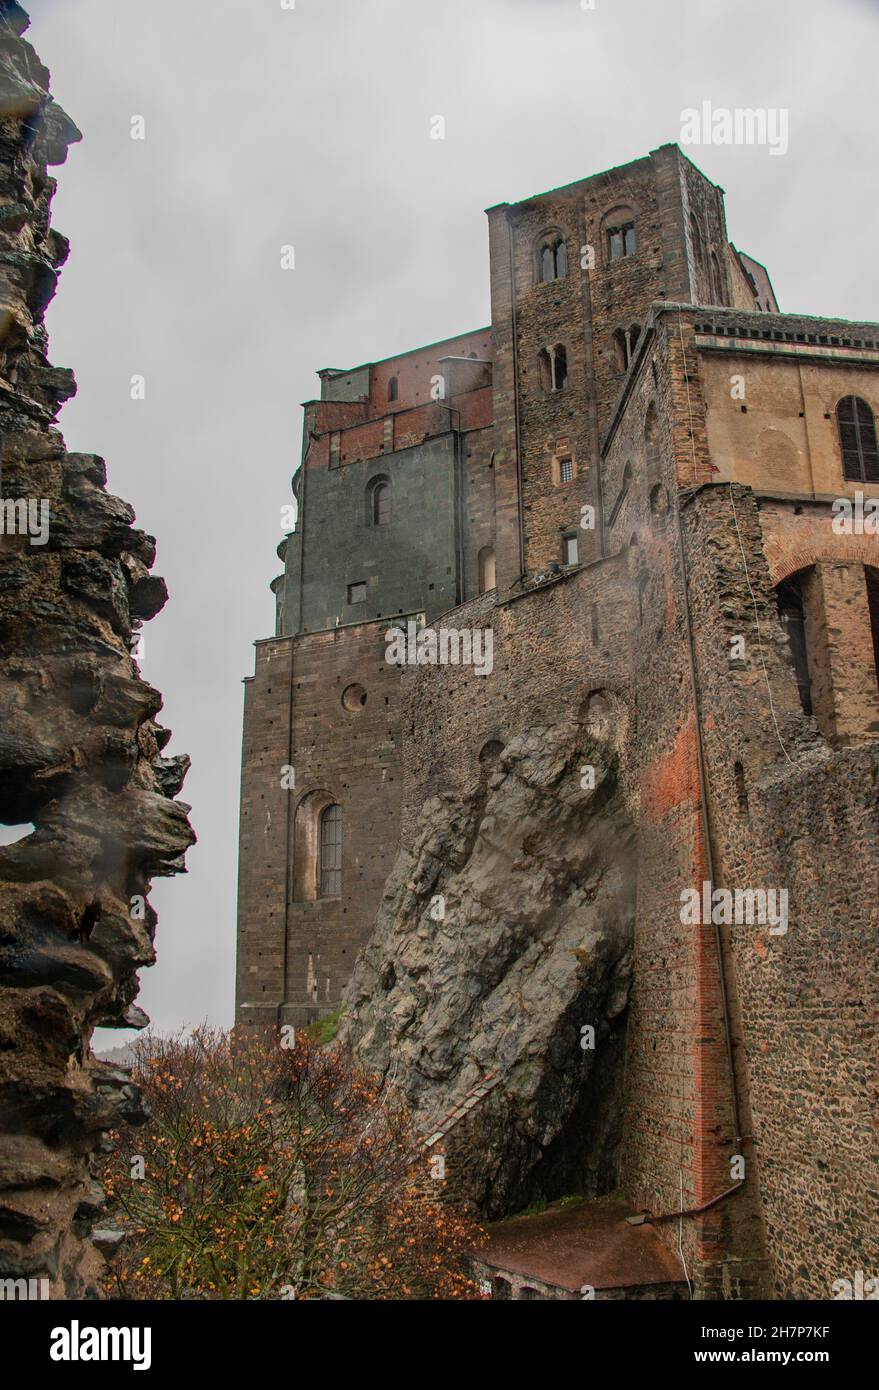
23,0,879,1042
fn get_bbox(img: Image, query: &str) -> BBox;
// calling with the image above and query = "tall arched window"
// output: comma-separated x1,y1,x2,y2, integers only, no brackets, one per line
612,324,640,373
537,232,568,283
366,475,391,526
601,205,637,265
478,546,496,594
837,396,879,482
538,345,568,391
319,804,342,897
387,376,398,402
612,329,628,373
373,481,390,525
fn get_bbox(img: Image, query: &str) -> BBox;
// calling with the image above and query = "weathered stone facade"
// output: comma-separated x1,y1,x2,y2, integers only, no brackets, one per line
238,145,878,1298
0,5,194,1297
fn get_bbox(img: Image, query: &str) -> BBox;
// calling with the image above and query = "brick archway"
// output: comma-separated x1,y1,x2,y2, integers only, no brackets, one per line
767,536,878,587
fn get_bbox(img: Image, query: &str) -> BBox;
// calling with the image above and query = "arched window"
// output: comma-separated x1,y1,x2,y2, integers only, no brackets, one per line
478,546,496,594
612,324,640,373
607,219,636,261
536,232,568,283
601,204,637,265
366,474,391,526
537,345,568,391
372,481,390,525
319,804,342,897
837,396,879,482
293,790,341,901
387,376,398,402
612,328,628,373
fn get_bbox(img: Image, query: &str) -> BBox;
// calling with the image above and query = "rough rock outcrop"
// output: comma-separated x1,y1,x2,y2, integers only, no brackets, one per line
0,3,194,1296
342,700,635,1218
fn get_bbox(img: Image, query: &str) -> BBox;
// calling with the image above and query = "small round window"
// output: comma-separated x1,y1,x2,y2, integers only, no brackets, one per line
342,684,367,712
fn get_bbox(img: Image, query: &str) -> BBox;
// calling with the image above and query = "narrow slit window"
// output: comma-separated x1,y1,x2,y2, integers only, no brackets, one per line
553,345,568,391
563,534,579,565
373,481,390,525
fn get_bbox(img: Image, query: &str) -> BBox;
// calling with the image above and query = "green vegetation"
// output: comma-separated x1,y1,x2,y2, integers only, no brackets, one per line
306,1006,345,1044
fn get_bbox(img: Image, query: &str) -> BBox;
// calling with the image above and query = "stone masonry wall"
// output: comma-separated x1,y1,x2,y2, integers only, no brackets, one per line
487,146,724,596
237,619,403,1027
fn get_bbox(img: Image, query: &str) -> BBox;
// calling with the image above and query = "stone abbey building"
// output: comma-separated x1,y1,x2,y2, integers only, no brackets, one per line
236,144,879,1299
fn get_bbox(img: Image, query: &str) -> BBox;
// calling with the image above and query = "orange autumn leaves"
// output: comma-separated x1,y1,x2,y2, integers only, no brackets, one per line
98,1026,483,1301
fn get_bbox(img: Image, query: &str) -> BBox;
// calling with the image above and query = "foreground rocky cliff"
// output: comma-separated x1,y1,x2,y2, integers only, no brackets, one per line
341,697,636,1218
0,3,193,1296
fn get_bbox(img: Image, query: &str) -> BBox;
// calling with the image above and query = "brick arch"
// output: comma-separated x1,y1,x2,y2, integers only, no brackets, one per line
767,537,878,587
599,202,636,263
533,226,569,284
824,386,879,418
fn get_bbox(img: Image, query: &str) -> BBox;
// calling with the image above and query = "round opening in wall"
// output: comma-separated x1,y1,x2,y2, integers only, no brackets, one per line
342,683,367,712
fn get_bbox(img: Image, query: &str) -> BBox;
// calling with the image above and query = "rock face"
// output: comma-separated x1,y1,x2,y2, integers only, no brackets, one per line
342,703,635,1218
0,4,194,1296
